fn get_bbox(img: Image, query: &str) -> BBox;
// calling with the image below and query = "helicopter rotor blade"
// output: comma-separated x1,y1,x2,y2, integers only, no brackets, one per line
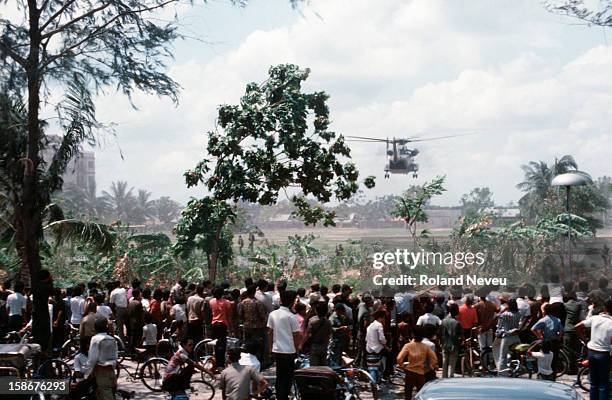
344,135,389,143
407,132,478,143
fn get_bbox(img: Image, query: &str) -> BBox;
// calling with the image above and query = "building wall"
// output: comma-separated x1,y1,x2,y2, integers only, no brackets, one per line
42,147,96,192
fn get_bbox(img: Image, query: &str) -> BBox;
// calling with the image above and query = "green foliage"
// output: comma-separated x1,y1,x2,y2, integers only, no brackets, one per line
449,211,593,281
392,176,446,240
516,155,609,231
180,64,374,279
184,64,374,224
460,187,494,217
172,197,234,280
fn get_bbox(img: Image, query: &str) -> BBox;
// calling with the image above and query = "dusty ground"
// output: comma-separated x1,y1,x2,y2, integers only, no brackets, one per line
115,359,588,399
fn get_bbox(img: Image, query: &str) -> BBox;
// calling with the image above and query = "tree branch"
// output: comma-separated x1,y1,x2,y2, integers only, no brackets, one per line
41,0,180,69
40,1,112,40
41,0,179,40
0,40,27,67
39,0,78,33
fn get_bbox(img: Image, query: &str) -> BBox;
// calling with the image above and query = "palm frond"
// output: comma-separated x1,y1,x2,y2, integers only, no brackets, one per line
129,233,172,250
44,203,65,224
44,219,115,253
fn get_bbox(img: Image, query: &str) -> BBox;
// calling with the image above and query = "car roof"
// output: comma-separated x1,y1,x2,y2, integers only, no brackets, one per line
415,378,579,400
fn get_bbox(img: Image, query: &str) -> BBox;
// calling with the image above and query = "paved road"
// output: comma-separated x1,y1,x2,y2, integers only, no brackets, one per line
115,360,588,399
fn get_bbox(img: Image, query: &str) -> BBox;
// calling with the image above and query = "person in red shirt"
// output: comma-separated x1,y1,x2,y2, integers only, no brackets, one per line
149,289,163,339
209,286,232,371
457,295,478,339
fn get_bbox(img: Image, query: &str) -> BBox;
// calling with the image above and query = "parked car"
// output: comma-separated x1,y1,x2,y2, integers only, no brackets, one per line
414,378,581,400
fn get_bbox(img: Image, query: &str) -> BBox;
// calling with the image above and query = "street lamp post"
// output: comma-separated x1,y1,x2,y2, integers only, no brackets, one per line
551,172,589,279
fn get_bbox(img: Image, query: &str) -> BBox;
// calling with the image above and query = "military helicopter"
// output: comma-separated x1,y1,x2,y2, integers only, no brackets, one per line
346,134,474,178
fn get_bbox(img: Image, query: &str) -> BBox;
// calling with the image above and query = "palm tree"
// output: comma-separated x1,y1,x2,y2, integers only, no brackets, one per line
516,155,585,221
61,183,110,220
155,196,181,226
133,189,156,224
102,181,136,223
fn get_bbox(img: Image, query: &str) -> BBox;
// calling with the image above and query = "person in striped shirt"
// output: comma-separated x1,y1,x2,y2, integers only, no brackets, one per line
397,325,438,399
495,299,522,374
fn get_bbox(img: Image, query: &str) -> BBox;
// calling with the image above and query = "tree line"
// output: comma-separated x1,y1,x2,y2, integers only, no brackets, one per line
54,181,182,228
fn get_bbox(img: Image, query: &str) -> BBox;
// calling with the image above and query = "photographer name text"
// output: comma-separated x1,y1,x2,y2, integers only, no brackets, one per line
372,274,507,286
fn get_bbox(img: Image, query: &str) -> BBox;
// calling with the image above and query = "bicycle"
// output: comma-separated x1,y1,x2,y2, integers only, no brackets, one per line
339,353,379,400
526,339,570,378
460,328,496,376
389,364,405,387
59,333,126,365
115,352,169,392
193,336,240,380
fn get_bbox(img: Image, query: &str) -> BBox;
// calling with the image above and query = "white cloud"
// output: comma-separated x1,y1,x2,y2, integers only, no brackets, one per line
91,0,612,206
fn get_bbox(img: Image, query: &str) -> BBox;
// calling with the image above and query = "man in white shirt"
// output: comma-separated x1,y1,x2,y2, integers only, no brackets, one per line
239,340,262,372
109,281,128,342
365,310,388,383
88,317,118,400
6,281,26,332
267,289,301,400
271,279,287,310
576,299,612,399
416,302,442,326
70,286,85,326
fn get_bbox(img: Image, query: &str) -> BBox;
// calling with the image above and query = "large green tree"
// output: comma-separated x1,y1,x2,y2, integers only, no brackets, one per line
0,0,216,351
174,64,375,280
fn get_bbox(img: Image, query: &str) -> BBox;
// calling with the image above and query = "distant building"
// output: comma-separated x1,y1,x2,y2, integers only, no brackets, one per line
42,146,96,192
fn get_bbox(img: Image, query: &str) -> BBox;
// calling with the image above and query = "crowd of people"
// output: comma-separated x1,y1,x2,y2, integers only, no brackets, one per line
0,272,611,400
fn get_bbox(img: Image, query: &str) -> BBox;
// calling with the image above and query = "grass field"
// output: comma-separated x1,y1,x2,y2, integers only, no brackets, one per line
257,227,452,249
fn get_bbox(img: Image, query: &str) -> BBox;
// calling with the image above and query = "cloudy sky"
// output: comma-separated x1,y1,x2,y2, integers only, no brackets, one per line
87,0,612,206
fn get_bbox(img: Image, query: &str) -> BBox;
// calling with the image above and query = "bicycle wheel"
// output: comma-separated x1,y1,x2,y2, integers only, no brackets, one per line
553,350,569,378
577,366,590,392
199,356,217,374
461,353,474,377
349,368,379,400
481,349,496,374
140,357,168,392
188,379,215,400
36,359,71,380
194,340,212,362
59,337,80,361
113,335,126,364
390,371,404,386
200,369,215,384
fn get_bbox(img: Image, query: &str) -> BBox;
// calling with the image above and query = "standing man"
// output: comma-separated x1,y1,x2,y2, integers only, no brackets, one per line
357,294,374,367
88,316,119,400
210,286,232,372
474,290,498,369
531,304,563,371
329,303,352,367
186,285,206,343
576,299,612,400
237,235,244,255
109,281,128,343
365,310,388,383
127,288,144,355
457,295,478,339
239,285,268,364
6,281,26,333
267,290,301,400
441,303,463,378
248,232,255,253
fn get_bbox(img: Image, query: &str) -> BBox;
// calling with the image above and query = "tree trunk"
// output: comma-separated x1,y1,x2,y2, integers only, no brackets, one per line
208,225,221,282
16,1,51,353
